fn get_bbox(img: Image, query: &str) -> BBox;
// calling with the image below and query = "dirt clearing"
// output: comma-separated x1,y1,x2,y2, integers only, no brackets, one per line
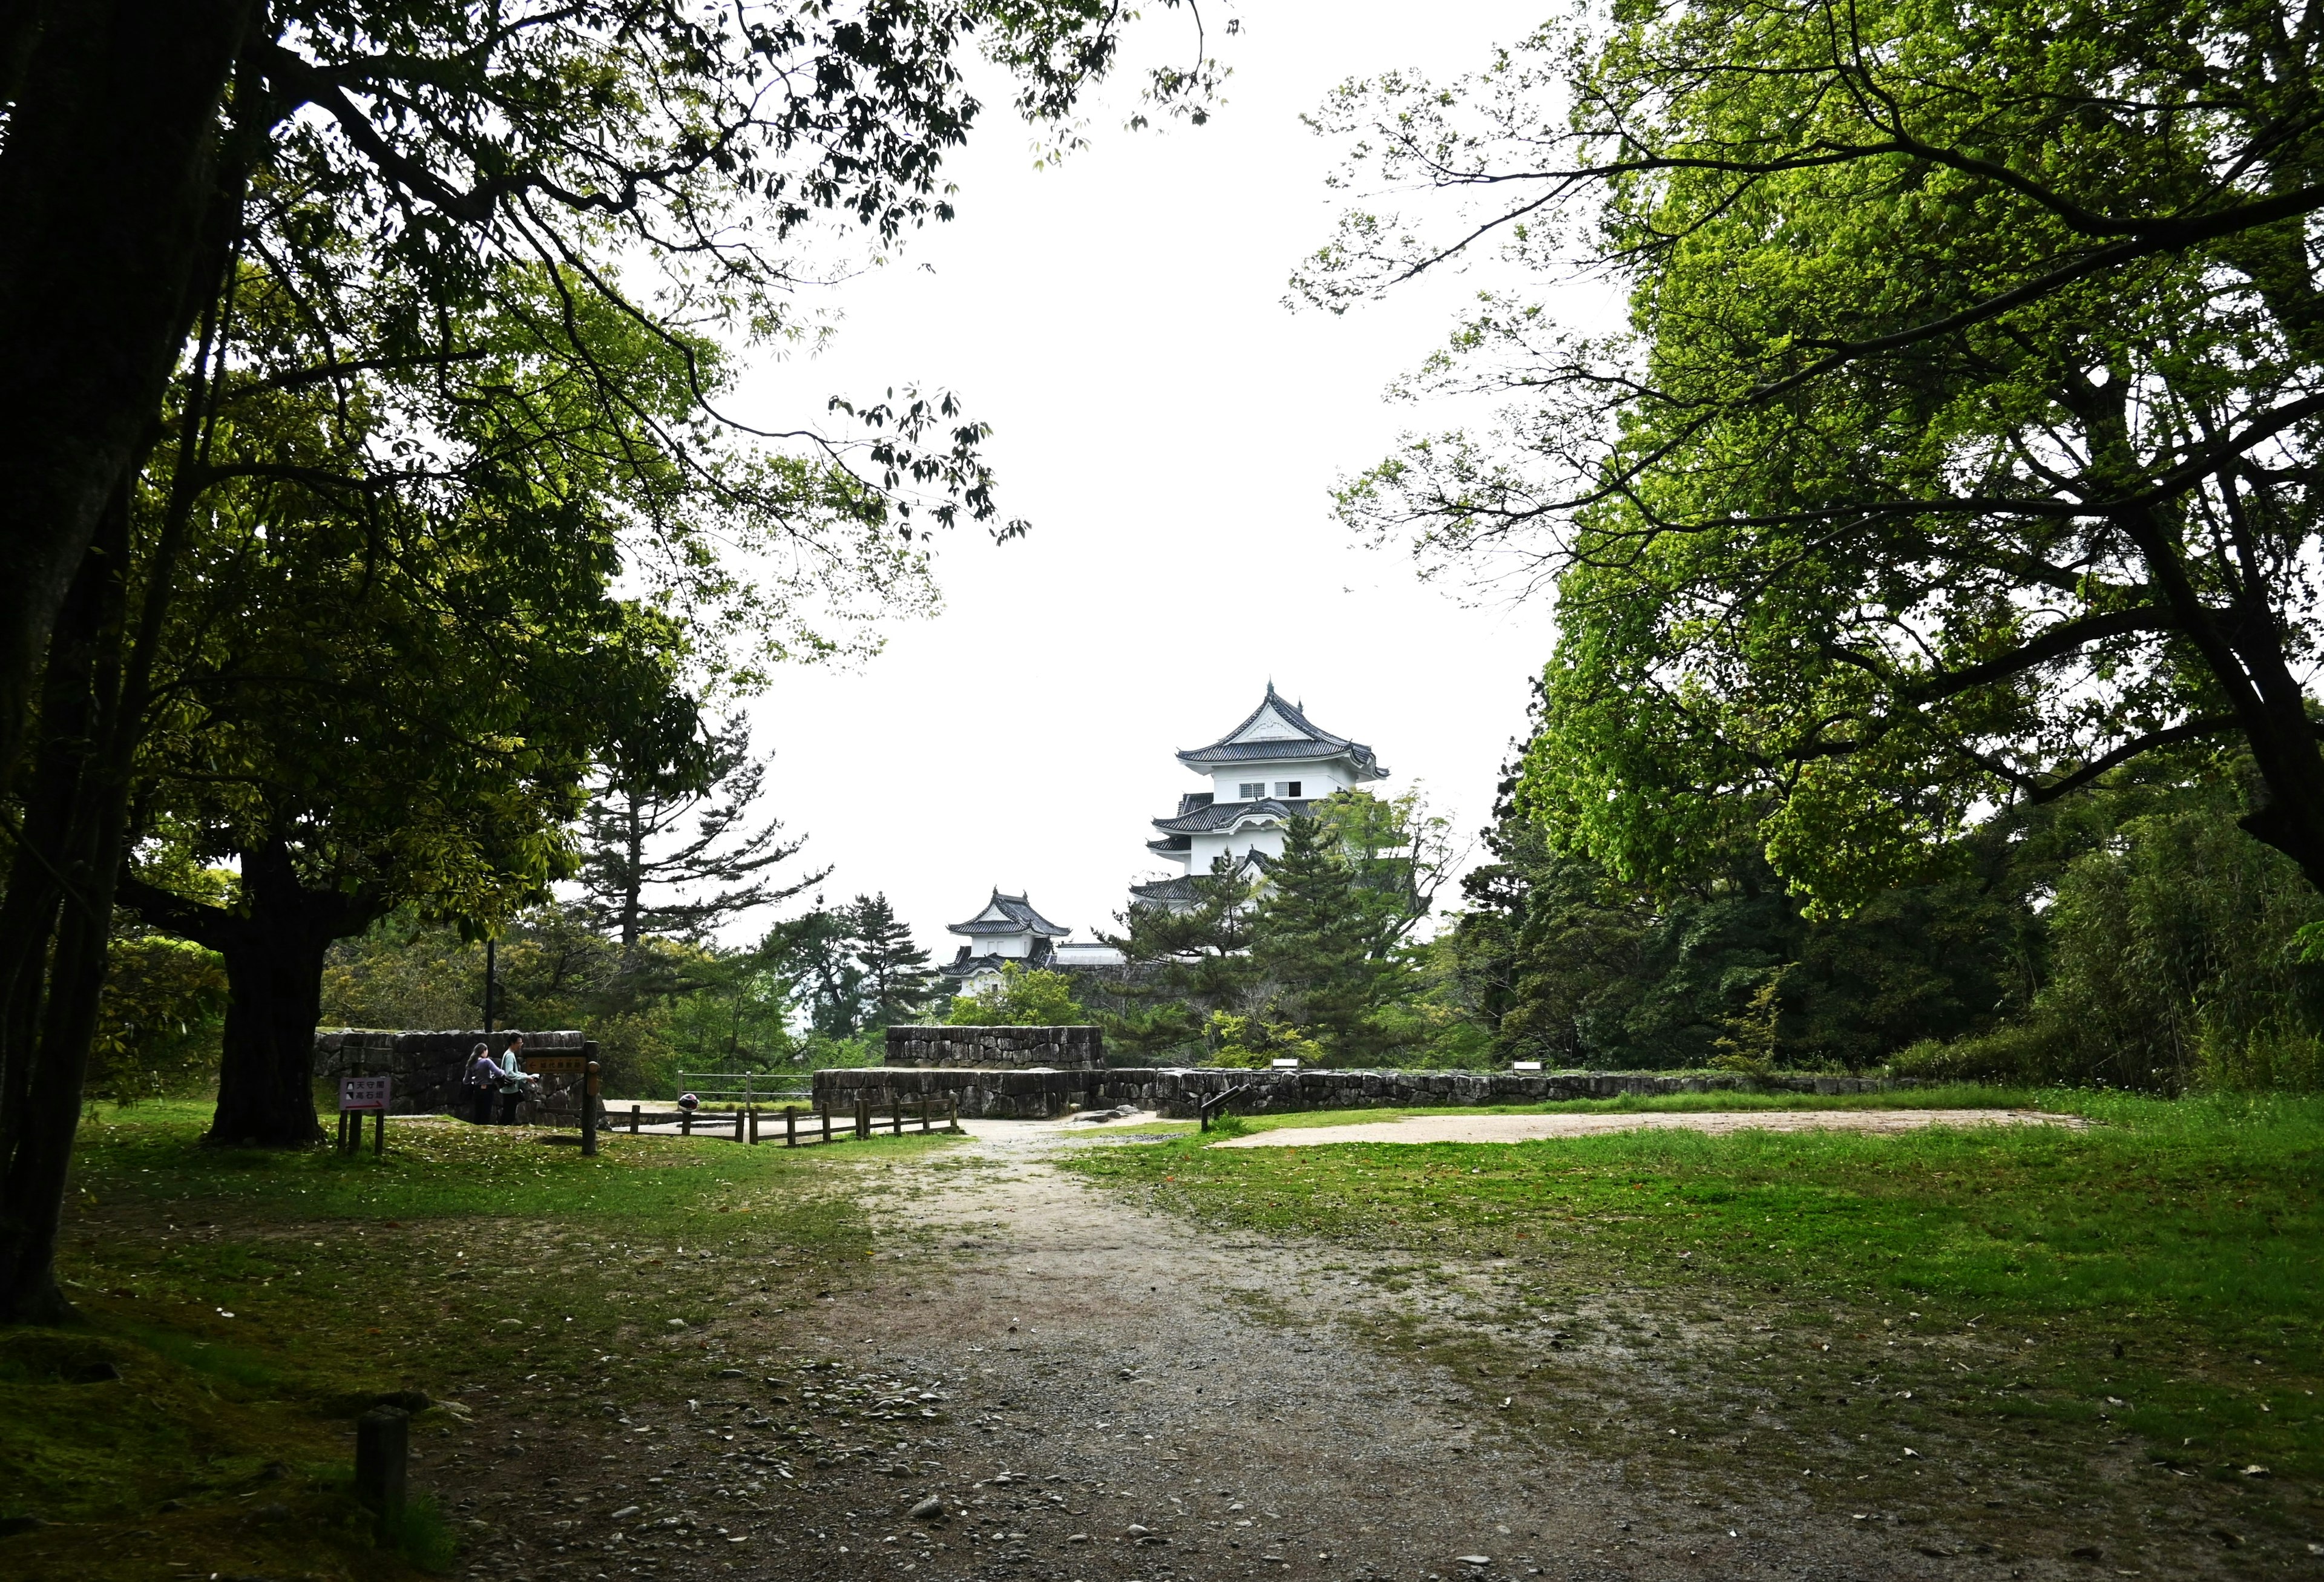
1212,1106,2086,1147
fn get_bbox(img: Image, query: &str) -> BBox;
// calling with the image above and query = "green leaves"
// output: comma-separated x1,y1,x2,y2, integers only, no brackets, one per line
1321,0,2324,908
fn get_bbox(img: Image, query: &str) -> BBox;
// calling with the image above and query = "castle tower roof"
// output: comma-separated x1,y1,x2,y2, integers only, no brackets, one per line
1175,684,1384,780
947,889,1070,939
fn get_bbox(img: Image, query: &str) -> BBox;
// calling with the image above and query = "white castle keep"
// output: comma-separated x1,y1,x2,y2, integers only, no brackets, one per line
1129,684,1385,910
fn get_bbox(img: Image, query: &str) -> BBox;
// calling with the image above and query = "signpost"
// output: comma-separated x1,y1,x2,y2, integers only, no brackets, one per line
338,1075,390,1156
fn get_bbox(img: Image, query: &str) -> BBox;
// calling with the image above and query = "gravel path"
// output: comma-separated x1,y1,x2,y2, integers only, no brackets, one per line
1212,1107,2086,1148
444,1115,2238,1582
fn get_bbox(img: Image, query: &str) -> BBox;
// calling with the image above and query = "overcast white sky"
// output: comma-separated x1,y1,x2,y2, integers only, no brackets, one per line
724,3,1557,960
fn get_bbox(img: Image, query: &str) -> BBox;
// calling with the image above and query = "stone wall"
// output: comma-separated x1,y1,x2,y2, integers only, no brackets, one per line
816,1065,1101,1120
1107,1066,1912,1118
813,1064,1914,1122
883,1025,1103,1070
312,1029,597,1121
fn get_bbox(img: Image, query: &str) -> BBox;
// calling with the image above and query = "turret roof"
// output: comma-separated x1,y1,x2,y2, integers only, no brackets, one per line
1177,685,1383,778
947,890,1071,938
1151,796,1311,835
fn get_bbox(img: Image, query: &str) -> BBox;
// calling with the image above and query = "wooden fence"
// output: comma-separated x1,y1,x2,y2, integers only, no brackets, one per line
612,1095,962,1146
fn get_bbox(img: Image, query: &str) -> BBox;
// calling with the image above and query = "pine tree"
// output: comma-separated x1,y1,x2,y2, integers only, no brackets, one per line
849,892,935,1027
1102,852,1264,1057
1253,815,1390,1062
579,718,826,949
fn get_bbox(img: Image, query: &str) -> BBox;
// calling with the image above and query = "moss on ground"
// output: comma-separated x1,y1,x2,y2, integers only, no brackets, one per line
1,1102,956,1580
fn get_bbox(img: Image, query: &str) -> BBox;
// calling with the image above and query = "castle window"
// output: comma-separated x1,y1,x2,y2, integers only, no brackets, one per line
1238,782,1265,799
1275,780,1302,798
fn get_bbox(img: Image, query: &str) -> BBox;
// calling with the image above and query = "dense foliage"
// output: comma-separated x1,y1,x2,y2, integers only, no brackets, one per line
1311,0,2324,916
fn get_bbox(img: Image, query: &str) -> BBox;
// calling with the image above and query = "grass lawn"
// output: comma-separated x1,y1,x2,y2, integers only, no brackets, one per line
1066,1088,2324,1550
3,1101,955,1581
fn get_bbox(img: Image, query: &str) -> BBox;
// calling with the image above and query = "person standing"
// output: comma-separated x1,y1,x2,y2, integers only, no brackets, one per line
462,1042,497,1125
495,1034,528,1125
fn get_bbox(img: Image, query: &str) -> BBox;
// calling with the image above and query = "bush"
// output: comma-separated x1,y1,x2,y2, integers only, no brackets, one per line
89,933,228,1100
942,965,1085,1027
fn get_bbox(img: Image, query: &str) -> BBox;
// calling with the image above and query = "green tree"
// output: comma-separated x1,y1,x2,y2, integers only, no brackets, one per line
769,901,869,1041
1103,853,1265,1058
850,893,935,1028
0,0,1224,1322
1252,815,1396,1063
0,0,1229,789
944,964,1084,1028
1311,1,2324,913
578,718,824,951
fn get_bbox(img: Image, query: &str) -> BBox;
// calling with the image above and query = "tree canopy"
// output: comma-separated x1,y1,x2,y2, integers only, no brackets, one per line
1310,0,2324,912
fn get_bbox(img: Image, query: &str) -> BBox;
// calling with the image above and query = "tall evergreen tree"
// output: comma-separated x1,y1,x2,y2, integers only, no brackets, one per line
849,892,934,1028
1253,816,1393,1062
578,719,824,950
1103,853,1265,1058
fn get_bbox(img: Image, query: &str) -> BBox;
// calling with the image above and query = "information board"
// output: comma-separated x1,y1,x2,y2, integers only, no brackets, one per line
525,1054,586,1075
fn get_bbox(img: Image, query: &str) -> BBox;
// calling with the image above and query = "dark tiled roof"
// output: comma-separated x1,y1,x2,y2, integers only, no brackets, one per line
940,939,1056,980
1175,792,1214,816
1176,684,1383,778
1151,796,1309,835
1129,875,1201,904
947,889,1070,937
1147,833,1193,855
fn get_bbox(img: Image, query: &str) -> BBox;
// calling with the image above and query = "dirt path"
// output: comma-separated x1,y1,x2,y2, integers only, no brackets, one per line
1211,1107,2086,1148
444,1118,2250,1582
712,1121,1977,1581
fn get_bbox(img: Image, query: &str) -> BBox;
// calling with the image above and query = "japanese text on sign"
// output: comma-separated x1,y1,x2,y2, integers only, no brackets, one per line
339,1075,392,1112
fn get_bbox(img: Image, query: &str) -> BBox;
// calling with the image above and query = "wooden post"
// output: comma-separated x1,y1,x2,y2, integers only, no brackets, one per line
919,1097,930,1134
784,1106,798,1148
581,1060,600,1158
891,1095,902,1136
681,1109,692,1138
854,1097,868,1141
820,1105,832,1145
355,1405,409,1526
948,1095,959,1132
629,1103,641,1135
734,1107,744,1143
748,1106,760,1146
372,1110,385,1156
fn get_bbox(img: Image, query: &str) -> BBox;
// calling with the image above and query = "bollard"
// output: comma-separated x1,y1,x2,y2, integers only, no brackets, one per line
784,1106,798,1147
355,1405,410,1527
582,1060,600,1158
629,1103,641,1135
948,1095,959,1132
919,1097,930,1134
891,1096,903,1137
820,1105,832,1144
373,1110,385,1157
854,1097,868,1141
748,1107,760,1146
734,1107,744,1143
681,1109,692,1138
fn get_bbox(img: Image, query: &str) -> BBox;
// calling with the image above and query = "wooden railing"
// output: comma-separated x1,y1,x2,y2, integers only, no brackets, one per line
614,1097,963,1145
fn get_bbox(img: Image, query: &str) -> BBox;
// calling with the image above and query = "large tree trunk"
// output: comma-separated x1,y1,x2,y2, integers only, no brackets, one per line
0,0,253,794
0,503,134,1325
206,913,333,1150
119,840,379,1150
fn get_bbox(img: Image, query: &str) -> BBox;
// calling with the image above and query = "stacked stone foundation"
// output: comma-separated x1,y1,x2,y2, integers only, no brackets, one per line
884,1025,1103,1069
